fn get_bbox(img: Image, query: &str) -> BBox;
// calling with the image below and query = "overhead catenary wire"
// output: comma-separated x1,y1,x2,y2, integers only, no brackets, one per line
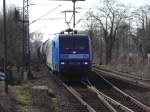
75,7,91,25
30,18,62,33
30,4,62,25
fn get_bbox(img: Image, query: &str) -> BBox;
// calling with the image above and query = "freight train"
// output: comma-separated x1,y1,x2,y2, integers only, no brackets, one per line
38,30,92,76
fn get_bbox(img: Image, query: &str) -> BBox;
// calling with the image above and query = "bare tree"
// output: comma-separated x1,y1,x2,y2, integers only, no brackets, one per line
83,16,104,64
88,0,130,64
132,5,150,62
0,14,3,58
0,6,24,66
114,22,131,58
30,32,43,59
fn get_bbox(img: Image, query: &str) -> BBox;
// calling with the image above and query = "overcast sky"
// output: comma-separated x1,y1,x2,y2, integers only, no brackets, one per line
0,0,150,40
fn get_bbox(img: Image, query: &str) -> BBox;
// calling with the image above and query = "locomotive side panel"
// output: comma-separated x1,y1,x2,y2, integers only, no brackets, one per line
52,35,60,72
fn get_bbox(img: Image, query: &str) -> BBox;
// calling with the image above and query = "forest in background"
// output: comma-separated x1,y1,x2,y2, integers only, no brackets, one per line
84,0,150,68
0,6,23,66
0,6,43,66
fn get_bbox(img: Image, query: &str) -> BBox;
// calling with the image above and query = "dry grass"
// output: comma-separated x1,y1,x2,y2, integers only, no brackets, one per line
0,81,4,89
11,85,58,112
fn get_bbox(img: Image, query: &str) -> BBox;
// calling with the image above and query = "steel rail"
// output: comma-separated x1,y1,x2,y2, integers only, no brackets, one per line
93,64,150,82
83,81,134,112
81,81,118,112
114,86,150,112
61,81,97,112
94,70,150,112
93,67,150,89
90,85,135,112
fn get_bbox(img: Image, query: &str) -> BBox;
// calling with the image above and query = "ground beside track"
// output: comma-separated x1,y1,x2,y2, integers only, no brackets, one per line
99,64,150,81
1,62,150,111
0,81,14,112
0,64,88,112
0,64,58,112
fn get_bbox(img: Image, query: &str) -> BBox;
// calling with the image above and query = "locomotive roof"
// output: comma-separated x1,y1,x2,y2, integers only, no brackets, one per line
59,34,89,37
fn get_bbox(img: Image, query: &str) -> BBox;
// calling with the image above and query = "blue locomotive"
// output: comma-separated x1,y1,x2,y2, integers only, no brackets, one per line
40,30,92,75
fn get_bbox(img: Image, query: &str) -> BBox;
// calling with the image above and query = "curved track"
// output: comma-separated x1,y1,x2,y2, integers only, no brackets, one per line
50,67,150,112
93,65,150,89
67,82,114,112
88,71,150,112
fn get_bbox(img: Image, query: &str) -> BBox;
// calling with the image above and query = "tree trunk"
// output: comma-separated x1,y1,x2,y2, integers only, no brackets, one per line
99,38,103,65
115,39,119,59
105,39,113,64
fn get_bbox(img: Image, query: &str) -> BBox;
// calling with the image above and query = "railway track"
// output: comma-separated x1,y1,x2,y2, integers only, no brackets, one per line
93,64,150,82
53,79,89,112
88,71,150,112
56,79,116,112
51,67,150,112
53,76,123,112
54,77,150,112
66,82,116,112
92,65,150,89
60,78,150,112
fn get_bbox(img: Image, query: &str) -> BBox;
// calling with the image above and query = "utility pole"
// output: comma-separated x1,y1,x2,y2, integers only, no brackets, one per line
23,0,32,79
73,0,76,28
72,0,85,28
3,0,8,93
55,0,85,29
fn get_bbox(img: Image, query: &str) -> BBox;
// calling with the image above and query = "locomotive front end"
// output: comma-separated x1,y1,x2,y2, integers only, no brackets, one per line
59,35,92,73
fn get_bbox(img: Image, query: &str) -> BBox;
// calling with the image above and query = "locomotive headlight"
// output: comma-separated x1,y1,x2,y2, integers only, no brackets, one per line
84,62,88,65
61,62,65,65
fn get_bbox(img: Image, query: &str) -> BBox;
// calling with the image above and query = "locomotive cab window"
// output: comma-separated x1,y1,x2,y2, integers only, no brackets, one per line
75,38,89,49
60,38,74,49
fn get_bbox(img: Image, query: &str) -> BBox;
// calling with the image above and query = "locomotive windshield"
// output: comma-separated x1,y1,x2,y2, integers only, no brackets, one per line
60,36,89,49
75,38,89,49
60,38,74,49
